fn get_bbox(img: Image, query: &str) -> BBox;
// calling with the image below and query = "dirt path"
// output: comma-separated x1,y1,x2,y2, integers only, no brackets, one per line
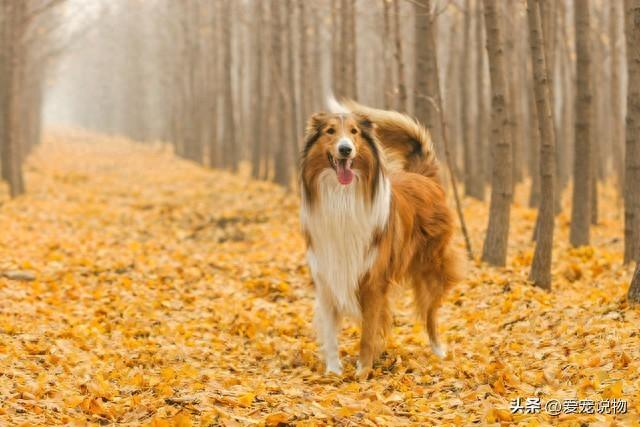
0,130,637,425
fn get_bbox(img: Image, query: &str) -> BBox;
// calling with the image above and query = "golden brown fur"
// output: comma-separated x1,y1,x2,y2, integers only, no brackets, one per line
340,99,440,180
300,101,462,379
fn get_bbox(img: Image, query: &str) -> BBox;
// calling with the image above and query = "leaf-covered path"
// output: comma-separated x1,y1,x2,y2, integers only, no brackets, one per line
0,131,638,426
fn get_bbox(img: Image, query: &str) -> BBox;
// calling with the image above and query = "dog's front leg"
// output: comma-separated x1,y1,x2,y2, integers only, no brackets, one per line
314,293,342,375
356,282,387,380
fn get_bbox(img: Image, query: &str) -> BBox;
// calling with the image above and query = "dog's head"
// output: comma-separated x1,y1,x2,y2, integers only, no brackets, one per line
300,112,382,201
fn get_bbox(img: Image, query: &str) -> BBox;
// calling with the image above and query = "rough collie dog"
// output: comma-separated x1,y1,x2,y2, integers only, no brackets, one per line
300,98,462,379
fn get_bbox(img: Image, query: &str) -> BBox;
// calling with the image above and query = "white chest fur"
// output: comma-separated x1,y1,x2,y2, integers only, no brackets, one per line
301,170,391,318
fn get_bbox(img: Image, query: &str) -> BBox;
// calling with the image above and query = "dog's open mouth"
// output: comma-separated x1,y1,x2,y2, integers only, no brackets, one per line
328,154,354,185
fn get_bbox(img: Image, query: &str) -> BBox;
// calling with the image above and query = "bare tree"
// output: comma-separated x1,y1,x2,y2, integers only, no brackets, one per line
271,0,290,186
569,0,592,247
382,0,394,109
392,0,407,111
473,0,487,200
251,0,265,179
286,0,301,162
331,0,342,97
344,0,357,99
221,0,238,171
527,74,541,209
527,0,556,289
625,0,640,263
0,0,27,197
299,0,311,122
481,0,513,266
461,0,476,199
414,0,444,156
610,0,624,193
629,262,640,304
411,0,474,259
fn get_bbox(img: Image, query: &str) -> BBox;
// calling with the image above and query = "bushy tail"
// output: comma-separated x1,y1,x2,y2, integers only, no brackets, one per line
328,96,440,180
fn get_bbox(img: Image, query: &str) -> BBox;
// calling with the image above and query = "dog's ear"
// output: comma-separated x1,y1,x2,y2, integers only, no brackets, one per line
306,112,329,135
355,112,376,133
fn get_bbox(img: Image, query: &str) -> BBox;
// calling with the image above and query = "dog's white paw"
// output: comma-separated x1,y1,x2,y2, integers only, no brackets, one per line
431,343,447,359
355,360,372,380
325,359,343,375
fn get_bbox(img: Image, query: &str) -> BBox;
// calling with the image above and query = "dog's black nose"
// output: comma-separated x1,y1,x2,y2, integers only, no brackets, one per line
338,144,352,157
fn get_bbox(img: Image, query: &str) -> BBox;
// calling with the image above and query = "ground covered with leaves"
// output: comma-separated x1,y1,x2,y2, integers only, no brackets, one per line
0,131,638,426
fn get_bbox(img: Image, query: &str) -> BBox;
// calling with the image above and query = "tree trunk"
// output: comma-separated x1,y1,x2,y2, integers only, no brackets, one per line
221,0,238,171
473,0,487,200
331,0,342,97
628,262,640,304
338,0,350,98
272,0,290,187
541,0,563,215
556,0,572,211
527,0,556,290
414,0,474,260
625,0,640,263
527,76,541,209
590,17,601,226
505,1,523,189
299,0,310,122
286,0,301,166
392,0,407,111
610,0,624,194
461,0,476,199
382,0,394,109
569,0,592,247
481,0,513,267
346,0,357,99
251,0,264,179
414,0,444,155
0,0,26,197
446,18,461,171
209,1,221,168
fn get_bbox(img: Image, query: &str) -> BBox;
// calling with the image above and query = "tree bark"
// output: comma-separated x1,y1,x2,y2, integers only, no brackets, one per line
272,0,290,187
415,0,474,260
473,0,487,200
392,0,407,111
414,0,444,155
221,0,238,171
346,0,357,99
569,0,592,247
299,0,310,123
382,0,394,109
625,0,640,263
505,1,523,189
481,0,513,266
610,0,624,194
628,262,640,304
461,0,476,199
527,0,556,289
251,0,264,179
286,0,301,166
0,0,26,197
527,75,541,209
331,0,342,97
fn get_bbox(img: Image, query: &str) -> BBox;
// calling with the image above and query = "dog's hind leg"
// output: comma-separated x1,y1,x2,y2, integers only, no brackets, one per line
413,276,447,358
314,293,343,374
413,245,462,358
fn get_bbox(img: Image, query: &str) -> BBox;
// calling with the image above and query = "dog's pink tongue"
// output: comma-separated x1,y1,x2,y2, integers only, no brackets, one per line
337,160,354,185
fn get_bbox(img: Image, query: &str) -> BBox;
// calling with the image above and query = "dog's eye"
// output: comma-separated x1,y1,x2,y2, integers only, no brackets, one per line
351,128,358,135
326,128,335,135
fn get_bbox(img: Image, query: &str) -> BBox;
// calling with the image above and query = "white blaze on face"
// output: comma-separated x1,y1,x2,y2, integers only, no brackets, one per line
333,114,356,158
335,136,355,157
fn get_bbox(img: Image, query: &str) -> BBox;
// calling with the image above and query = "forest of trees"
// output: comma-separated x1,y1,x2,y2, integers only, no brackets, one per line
2,0,640,296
